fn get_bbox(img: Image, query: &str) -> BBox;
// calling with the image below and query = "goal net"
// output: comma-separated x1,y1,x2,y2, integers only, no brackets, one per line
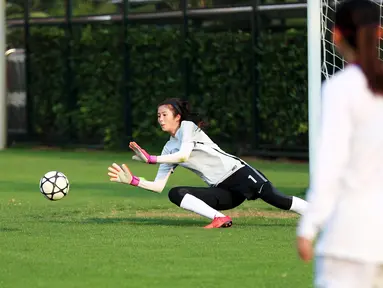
321,0,383,80
308,0,383,178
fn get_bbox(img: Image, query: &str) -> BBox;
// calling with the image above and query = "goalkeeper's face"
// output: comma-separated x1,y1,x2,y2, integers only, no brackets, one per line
157,105,181,135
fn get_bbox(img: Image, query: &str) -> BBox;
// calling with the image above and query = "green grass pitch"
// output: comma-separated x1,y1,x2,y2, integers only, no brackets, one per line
0,148,313,288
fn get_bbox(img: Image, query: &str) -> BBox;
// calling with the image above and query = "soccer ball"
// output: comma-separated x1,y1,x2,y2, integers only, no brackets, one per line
39,171,70,201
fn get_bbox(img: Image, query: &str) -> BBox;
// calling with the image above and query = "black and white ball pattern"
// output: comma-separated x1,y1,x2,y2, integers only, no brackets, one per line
39,171,70,201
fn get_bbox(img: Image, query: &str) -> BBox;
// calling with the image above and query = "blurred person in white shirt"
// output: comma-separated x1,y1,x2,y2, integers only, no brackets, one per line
297,0,383,287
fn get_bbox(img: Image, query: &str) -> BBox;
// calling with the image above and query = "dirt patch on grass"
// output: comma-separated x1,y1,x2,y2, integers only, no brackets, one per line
136,210,298,219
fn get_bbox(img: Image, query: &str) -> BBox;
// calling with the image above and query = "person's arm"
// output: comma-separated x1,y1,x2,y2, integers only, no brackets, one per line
137,165,174,193
130,121,196,164
155,142,194,164
107,162,176,193
297,80,354,240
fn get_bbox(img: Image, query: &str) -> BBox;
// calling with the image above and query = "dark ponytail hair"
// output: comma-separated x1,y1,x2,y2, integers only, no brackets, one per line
158,98,208,128
335,0,383,94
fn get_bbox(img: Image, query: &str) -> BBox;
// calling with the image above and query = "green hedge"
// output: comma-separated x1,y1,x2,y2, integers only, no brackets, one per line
257,31,308,149
7,24,308,153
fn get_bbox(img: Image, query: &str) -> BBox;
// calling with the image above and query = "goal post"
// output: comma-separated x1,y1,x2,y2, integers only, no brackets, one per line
308,0,383,183
307,0,323,181
0,0,6,150
309,0,382,182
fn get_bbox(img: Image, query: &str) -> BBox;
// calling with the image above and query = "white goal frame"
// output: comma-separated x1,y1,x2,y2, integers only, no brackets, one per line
307,0,323,181
0,0,6,150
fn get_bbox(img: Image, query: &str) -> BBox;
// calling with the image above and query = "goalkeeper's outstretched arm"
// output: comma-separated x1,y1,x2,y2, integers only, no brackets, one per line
108,163,175,194
136,168,174,193
129,121,196,164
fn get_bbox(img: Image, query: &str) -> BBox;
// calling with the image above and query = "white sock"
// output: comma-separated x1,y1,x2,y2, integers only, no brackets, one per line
180,194,226,220
290,196,308,215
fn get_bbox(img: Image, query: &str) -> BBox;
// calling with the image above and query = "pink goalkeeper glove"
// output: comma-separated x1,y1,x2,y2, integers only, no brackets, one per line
108,163,140,186
129,142,157,164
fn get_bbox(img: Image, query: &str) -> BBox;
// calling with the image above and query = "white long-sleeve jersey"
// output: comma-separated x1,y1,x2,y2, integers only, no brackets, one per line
154,120,244,185
297,64,383,263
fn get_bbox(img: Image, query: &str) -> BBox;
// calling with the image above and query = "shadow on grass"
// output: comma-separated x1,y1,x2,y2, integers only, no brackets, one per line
83,217,207,227
79,217,296,228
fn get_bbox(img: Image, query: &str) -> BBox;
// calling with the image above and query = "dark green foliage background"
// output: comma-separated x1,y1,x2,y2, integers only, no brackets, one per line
7,24,308,153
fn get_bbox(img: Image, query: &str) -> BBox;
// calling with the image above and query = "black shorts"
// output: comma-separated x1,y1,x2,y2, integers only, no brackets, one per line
168,165,271,211
217,165,269,201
